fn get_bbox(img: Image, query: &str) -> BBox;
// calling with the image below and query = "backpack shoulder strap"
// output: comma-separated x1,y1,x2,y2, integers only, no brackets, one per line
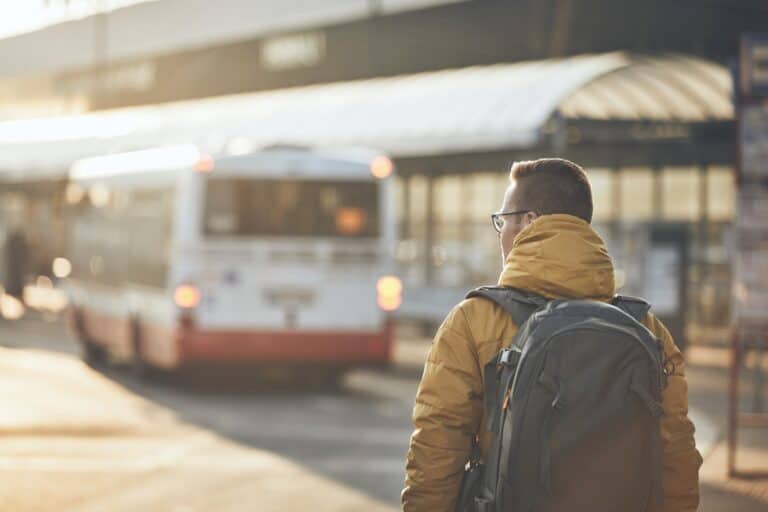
611,294,651,323
465,285,547,327
466,286,546,437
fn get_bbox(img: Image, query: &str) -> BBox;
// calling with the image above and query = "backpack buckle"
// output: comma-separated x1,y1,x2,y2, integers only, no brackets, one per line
499,348,521,367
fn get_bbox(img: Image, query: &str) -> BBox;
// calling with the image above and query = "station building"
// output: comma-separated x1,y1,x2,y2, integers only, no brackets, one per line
0,0,766,344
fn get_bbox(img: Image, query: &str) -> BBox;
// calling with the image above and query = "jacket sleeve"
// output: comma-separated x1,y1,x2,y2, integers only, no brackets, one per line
402,305,484,512
645,313,703,512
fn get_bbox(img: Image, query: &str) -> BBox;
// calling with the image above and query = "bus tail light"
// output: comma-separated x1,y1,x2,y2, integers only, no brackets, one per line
377,276,402,312
195,154,215,173
174,284,201,309
370,156,393,179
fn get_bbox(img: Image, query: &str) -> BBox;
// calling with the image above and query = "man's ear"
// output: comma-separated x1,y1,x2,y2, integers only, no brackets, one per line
524,211,539,224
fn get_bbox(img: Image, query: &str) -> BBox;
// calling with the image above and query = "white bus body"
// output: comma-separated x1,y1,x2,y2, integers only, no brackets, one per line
65,146,399,372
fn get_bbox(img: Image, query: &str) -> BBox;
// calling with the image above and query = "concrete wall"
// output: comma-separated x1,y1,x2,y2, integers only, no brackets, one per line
0,0,466,79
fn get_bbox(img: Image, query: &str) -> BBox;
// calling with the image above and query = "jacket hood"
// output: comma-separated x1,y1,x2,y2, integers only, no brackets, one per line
498,214,615,301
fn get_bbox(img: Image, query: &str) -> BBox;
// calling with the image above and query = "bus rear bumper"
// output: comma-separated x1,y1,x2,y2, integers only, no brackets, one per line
176,323,393,366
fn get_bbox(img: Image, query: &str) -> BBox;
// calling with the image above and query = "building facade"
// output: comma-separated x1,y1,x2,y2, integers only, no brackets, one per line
1,0,766,344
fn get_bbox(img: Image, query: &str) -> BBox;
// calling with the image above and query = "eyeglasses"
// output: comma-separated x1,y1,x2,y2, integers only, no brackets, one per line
490,210,532,233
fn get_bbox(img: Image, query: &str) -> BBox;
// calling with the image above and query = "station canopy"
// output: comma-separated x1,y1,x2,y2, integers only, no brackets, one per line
0,52,732,179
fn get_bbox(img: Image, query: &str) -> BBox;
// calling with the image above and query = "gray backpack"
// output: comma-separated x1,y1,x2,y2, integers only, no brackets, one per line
457,286,666,512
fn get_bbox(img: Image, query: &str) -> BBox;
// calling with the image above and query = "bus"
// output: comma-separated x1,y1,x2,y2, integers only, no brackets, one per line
64,144,400,379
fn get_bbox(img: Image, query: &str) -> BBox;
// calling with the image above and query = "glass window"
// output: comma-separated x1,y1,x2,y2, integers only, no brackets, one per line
124,189,174,287
409,175,428,221
586,168,614,222
707,167,735,221
408,175,428,238
435,176,464,223
470,173,506,222
662,167,701,221
68,186,174,288
620,168,654,221
204,178,380,238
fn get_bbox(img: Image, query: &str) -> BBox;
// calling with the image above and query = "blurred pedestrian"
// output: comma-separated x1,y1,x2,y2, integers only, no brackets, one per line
4,224,28,299
402,158,702,511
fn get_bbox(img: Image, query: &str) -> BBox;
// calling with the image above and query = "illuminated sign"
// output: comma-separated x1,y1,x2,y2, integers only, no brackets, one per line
57,61,156,96
260,32,326,71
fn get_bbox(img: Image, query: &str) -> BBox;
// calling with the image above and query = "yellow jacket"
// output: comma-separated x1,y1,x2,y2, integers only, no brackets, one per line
402,214,702,511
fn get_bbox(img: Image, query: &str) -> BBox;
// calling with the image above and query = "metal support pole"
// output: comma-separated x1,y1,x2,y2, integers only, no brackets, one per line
401,176,411,241
610,167,621,255
728,326,740,478
752,336,766,413
424,174,434,286
652,165,663,219
698,165,709,332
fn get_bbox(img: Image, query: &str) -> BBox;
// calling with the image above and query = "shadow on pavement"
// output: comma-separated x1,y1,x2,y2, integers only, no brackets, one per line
94,362,366,396
85,360,413,507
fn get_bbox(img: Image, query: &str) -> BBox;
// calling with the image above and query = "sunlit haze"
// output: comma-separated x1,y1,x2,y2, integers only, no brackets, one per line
0,0,154,39
0,2,764,511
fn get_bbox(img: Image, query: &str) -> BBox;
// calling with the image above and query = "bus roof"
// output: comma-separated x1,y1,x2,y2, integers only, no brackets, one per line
68,145,392,184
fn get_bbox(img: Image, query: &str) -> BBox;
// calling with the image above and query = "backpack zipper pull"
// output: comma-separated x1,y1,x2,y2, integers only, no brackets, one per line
502,390,511,411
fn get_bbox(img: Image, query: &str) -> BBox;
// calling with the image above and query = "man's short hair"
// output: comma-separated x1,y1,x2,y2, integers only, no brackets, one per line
509,158,593,223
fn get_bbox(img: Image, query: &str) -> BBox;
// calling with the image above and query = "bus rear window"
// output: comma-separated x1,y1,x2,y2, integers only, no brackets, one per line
203,178,380,238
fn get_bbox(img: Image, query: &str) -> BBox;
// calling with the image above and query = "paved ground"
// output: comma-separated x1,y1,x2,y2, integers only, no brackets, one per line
686,347,768,510
0,317,416,511
0,342,396,511
0,316,767,511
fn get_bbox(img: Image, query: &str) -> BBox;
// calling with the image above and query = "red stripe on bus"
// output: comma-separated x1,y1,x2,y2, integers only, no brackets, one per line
71,306,393,368
177,321,393,365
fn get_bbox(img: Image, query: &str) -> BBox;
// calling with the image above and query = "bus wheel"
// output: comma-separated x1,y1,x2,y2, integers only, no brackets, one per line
82,338,107,368
130,317,154,380
73,308,106,367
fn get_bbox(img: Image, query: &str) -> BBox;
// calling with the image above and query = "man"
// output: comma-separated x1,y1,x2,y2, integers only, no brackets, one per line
402,158,702,511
